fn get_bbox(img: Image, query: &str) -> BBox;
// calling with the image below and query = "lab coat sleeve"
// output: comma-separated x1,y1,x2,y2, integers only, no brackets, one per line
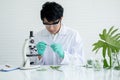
60,32,84,66
29,56,44,65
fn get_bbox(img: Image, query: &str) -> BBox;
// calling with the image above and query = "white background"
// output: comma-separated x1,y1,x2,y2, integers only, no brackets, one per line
0,0,120,66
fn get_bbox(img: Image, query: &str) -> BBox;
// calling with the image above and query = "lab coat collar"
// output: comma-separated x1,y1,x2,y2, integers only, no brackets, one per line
58,23,66,35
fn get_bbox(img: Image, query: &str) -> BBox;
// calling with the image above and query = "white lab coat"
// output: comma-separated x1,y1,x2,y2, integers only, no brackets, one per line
30,24,84,65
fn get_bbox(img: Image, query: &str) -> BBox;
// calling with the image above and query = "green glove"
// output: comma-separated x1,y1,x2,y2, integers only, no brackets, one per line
36,42,46,56
50,43,64,58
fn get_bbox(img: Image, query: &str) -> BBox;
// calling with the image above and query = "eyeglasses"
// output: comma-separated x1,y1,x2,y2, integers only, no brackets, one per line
43,20,60,27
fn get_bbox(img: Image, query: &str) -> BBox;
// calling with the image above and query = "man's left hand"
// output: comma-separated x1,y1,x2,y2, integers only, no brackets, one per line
50,43,64,58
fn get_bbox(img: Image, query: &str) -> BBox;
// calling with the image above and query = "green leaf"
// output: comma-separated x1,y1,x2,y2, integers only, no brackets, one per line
37,68,47,71
114,66,120,70
112,33,120,39
107,26,114,35
103,29,107,35
110,28,118,36
92,26,120,69
99,34,104,40
50,66,62,72
115,36,120,40
101,29,107,40
87,60,93,65
92,40,105,52
50,66,61,69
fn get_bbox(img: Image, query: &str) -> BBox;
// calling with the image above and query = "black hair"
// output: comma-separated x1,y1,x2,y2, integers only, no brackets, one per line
40,2,64,22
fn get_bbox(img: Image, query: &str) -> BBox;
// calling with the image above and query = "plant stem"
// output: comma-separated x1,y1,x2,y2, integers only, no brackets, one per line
109,56,112,68
116,54,120,66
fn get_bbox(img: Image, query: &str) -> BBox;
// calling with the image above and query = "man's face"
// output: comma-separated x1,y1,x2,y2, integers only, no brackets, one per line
43,18,61,34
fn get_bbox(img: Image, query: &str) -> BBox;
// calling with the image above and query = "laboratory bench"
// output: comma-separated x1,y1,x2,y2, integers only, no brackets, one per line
0,65,120,80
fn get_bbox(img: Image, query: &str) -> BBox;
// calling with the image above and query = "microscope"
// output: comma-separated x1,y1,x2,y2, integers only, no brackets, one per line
26,31,38,57
22,31,40,68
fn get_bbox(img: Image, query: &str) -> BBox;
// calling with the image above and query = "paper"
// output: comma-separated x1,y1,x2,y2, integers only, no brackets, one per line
0,65,19,72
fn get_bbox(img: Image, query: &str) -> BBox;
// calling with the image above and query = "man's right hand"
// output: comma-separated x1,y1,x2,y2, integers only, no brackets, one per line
36,42,46,56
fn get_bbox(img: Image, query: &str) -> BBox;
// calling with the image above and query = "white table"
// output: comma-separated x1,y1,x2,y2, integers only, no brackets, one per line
0,65,120,80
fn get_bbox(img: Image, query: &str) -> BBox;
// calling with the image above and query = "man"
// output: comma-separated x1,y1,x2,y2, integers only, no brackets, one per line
30,1,84,65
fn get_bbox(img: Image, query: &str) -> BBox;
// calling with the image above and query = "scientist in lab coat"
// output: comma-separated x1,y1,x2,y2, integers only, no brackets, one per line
30,1,84,65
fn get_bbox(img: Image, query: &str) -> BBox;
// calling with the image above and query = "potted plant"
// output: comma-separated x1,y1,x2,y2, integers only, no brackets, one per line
92,26,120,69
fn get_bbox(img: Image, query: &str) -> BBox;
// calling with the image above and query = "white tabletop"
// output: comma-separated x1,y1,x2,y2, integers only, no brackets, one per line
0,65,120,80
